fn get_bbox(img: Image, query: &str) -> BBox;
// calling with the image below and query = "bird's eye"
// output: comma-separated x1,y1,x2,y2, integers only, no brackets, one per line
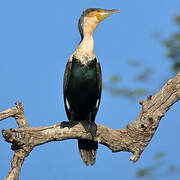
97,9,102,12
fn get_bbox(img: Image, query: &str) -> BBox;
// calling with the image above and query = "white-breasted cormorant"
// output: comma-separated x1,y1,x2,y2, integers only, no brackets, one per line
62,8,119,166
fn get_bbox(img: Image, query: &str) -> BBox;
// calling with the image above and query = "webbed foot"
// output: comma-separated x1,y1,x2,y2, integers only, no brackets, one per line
60,121,70,128
61,120,79,128
69,120,79,128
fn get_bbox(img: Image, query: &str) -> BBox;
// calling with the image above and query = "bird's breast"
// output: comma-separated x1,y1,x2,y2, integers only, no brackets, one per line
70,57,97,89
65,56,100,120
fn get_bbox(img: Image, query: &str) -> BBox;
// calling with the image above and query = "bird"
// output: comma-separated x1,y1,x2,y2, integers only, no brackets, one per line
62,8,119,166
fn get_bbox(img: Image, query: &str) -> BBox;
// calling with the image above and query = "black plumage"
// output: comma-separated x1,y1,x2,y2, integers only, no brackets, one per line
64,57,101,125
63,56,102,166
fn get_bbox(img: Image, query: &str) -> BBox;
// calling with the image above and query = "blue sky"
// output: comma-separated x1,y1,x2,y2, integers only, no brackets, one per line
1,0,180,179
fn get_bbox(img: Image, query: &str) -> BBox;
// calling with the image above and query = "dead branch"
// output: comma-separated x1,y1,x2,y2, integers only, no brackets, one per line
1,72,180,180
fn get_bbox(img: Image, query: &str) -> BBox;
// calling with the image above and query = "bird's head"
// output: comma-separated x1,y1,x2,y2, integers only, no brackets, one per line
78,8,119,39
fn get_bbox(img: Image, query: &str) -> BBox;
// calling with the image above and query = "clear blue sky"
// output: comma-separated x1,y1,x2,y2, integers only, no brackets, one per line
1,0,180,179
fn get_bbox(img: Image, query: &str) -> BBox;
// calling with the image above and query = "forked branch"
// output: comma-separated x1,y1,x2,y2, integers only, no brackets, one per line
1,73,180,180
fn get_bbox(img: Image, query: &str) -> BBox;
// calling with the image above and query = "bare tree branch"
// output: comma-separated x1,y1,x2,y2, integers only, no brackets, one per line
1,102,30,180
0,102,29,128
1,72,180,180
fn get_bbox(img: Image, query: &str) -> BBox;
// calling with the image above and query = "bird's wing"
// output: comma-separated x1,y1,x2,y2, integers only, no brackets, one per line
63,58,72,120
94,58,102,114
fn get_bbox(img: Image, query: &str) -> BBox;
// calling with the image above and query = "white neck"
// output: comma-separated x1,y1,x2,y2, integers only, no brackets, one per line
74,34,95,60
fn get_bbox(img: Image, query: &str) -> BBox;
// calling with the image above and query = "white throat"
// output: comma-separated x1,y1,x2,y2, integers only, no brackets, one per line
74,35,95,61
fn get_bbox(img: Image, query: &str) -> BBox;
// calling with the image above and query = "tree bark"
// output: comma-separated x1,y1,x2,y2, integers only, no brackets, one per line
1,72,180,180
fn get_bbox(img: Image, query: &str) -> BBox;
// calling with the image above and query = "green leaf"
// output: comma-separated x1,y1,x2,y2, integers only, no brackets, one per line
109,75,121,83
153,152,165,161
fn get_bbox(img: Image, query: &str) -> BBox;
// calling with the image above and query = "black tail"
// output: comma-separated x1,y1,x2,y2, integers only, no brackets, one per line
78,139,98,166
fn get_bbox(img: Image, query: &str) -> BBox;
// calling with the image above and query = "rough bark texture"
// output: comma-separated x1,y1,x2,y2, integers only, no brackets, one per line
1,72,180,180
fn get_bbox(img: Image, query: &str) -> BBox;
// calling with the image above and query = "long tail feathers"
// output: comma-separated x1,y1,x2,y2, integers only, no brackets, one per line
78,139,98,166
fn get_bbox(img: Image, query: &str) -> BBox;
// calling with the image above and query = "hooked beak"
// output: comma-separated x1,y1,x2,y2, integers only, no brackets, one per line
96,9,119,22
